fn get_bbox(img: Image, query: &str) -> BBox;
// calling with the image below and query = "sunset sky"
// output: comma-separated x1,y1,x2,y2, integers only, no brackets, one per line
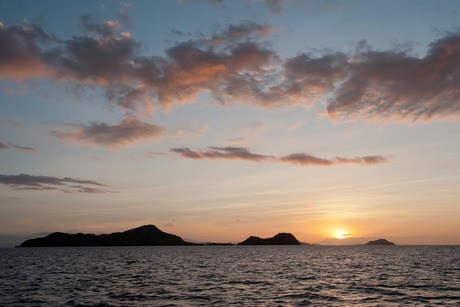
1,0,460,246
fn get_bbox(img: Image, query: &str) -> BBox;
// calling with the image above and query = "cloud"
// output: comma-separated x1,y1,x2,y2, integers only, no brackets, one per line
287,121,305,133
1,18,280,115
208,21,272,45
3,16,460,121
335,156,388,164
228,121,268,144
261,0,286,14
0,21,53,80
0,141,36,152
283,53,348,105
80,15,120,37
171,146,388,166
8,144,36,152
327,33,460,121
51,29,139,86
0,173,109,193
171,146,272,161
51,118,164,147
279,153,333,166
281,153,388,166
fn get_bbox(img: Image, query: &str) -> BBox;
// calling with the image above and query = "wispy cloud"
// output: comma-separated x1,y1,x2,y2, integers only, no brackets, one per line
51,118,163,147
280,153,387,166
206,21,272,46
171,146,272,161
0,173,110,193
8,144,36,152
260,0,286,14
171,146,388,166
0,141,36,152
228,121,268,144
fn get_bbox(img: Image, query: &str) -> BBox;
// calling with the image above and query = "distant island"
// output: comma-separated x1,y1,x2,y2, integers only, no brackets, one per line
18,225,193,247
238,233,300,245
365,239,395,245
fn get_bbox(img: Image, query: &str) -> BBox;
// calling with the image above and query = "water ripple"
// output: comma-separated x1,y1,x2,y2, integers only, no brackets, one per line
1,245,459,306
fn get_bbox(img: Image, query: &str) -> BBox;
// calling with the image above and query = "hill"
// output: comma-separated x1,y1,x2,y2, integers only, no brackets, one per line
18,225,192,247
238,233,300,245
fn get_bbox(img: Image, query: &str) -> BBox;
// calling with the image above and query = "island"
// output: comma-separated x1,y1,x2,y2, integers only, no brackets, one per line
18,225,193,247
365,238,395,245
238,233,300,245
17,225,306,247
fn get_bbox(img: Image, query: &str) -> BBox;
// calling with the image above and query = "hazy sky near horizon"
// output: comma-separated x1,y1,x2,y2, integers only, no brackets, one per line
1,0,460,245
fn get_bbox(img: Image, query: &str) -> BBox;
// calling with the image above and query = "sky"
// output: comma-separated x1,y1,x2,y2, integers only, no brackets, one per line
1,0,460,246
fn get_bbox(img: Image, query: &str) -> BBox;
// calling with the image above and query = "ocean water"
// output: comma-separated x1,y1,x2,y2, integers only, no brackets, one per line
1,245,459,306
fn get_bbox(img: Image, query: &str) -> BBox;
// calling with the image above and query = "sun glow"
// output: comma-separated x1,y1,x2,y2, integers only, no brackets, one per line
333,229,349,239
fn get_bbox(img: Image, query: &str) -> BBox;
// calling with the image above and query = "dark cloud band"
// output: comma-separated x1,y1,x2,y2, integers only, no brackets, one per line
0,173,109,193
171,147,388,166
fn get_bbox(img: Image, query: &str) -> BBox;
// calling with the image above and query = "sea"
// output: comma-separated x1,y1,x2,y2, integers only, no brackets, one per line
1,245,459,306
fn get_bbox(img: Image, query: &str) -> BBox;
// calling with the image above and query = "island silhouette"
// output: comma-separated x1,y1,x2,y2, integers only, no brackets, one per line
364,238,395,245
17,224,395,247
18,225,191,247
238,233,300,245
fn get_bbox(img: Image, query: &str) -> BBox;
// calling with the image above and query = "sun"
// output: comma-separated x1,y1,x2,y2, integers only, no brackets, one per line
333,229,349,239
